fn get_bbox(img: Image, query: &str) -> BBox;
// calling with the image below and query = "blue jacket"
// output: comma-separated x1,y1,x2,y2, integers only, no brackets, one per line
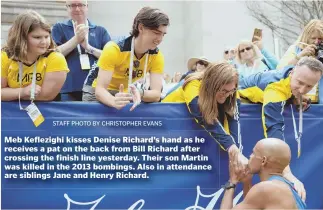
238,66,294,140
52,19,111,93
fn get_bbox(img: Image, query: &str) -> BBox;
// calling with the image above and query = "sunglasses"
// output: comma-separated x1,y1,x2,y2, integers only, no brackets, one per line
239,47,252,53
224,50,229,54
196,60,209,67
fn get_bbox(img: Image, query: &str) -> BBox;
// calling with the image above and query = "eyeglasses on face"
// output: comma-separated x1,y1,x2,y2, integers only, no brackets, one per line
67,3,87,9
196,60,208,67
239,46,252,53
219,87,237,95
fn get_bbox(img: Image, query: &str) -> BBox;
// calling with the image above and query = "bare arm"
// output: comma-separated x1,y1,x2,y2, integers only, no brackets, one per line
57,36,79,57
220,188,235,209
1,78,23,101
142,73,162,102
56,24,88,56
84,44,102,59
82,27,111,59
59,36,102,58
1,88,22,101
221,152,259,210
243,179,253,198
36,71,67,101
95,69,133,109
233,184,266,209
283,165,306,201
80,38,102,59
2,71,67,102
1,78,39,101
2,78,19,101
221,183,267,210
95,69,116,107
89,47,102,59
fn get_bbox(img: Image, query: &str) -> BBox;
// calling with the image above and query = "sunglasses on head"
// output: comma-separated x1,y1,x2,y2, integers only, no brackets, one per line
196,60,208,67
239,47,252,53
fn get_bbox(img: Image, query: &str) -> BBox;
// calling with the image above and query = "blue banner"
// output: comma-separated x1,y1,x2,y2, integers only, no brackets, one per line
2,102,323,209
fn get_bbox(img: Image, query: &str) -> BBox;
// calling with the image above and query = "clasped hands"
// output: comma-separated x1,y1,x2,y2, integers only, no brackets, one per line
228,148,252,185
74,22,91,51
20,84,42,100
227,146,306,202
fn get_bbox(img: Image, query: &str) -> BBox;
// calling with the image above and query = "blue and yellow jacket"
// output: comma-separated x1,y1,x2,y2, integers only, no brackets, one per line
162,79,237,150
238,66,294,140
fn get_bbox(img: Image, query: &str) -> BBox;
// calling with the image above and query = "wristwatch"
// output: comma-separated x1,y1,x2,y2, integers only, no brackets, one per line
86,47,94,55
223,181,236,190
138,84,145,98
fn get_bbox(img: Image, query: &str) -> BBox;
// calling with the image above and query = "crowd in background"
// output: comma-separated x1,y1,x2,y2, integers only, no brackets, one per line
1,1,322,104
1,1,323,208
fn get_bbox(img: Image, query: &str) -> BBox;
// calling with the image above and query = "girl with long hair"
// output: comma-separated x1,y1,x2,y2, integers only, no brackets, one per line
2,10,69,101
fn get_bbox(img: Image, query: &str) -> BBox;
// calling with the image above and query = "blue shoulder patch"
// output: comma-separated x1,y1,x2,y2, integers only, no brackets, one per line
148,48,159,55
116,36,132,52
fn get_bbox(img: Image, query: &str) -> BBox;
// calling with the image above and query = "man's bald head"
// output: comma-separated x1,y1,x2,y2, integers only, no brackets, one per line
249,138,291,174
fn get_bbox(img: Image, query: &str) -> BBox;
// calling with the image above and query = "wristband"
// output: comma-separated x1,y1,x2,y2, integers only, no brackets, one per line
137,84,145,98
141,86,145,98
86,47,94,55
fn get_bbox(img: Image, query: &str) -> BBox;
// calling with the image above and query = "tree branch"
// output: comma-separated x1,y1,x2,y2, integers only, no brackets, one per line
280,1,305,26
312,1,323,19
245,0,323,48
